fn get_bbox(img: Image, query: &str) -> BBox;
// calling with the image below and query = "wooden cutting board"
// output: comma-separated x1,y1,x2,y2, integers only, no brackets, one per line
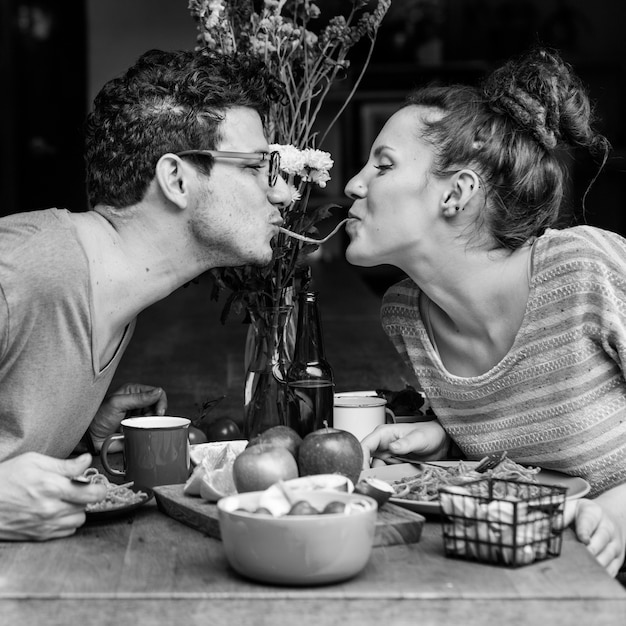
153,484,425,547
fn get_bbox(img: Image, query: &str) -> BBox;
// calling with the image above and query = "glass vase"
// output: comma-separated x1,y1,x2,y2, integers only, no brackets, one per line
243,305,296,439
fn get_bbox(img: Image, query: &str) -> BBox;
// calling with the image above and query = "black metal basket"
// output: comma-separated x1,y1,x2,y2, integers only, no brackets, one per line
439,478,567,567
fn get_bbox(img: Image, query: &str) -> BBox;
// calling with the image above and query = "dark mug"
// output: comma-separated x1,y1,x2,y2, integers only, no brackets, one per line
100,416,191,490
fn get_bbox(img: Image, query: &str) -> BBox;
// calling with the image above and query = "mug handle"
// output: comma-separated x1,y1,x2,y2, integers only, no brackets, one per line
385,408,396,424
100,433,126,478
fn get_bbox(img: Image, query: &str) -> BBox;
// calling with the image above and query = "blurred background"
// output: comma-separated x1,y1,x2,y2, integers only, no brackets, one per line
2,0,626,292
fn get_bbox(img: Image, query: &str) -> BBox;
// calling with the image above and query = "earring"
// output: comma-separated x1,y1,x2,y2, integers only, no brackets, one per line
455,206,460,211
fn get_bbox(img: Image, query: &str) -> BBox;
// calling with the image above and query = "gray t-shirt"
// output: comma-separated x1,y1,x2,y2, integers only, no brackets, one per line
0,209,135,460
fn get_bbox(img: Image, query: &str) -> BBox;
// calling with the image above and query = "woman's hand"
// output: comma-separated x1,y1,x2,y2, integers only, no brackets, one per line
89,383,168,451
0,452,107,541
565,486,626,577
360,420,450,470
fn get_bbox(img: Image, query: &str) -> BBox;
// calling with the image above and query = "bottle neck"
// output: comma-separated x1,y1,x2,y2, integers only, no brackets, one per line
293,293,326,362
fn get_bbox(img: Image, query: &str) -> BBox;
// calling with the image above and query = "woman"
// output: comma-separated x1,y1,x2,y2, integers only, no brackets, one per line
344,48,626,576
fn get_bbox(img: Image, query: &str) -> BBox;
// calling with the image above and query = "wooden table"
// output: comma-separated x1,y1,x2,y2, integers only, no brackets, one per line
1,498,625,626
3,259,625,625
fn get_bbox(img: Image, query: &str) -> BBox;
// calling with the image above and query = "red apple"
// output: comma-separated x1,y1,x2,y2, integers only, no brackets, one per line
297,425,363,486
232,443,299,493
246,425,302,459
201,417,241,442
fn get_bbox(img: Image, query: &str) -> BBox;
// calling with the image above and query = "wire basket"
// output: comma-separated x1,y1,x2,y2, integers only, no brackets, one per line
439,478,567,567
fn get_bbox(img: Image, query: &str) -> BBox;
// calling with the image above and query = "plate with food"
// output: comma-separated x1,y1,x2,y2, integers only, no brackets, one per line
360,458,591,515
76,468,154,521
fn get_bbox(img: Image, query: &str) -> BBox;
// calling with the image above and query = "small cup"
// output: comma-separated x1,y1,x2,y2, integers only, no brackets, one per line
100,416,191,490
333,395,395,442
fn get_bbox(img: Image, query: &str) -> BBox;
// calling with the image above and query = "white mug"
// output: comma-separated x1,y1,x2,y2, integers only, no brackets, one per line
333,395,395,442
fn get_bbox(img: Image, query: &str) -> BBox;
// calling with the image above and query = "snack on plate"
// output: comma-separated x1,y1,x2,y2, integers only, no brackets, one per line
391,456,540,502
80,468,147,512
185,440,248,501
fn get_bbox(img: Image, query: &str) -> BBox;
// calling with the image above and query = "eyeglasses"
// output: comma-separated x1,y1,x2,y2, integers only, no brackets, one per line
176,150,281,187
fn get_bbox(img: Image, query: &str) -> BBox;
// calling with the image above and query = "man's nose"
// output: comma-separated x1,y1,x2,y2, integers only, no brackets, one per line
268,175,292,208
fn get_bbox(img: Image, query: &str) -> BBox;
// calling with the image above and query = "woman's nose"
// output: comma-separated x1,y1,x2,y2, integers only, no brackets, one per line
344,172,366,200
268,175,292,208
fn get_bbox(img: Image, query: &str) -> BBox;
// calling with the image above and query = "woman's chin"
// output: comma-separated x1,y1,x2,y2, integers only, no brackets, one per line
345,244,377,268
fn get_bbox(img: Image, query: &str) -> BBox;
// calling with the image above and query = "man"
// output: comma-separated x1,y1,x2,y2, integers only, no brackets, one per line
0,49,290,540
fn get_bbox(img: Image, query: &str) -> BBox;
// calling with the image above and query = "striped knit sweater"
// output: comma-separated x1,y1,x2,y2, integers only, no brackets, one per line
381,226,626,497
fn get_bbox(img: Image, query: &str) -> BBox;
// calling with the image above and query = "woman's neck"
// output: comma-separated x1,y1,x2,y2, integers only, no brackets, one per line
416,242,534,376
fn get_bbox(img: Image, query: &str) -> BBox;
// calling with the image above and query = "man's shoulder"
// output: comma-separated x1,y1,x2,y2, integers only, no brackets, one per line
0,208,72,241
0,209,86,288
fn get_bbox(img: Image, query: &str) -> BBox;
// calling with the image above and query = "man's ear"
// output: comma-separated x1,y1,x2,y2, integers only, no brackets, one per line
440,169,480,218
154,154,190,209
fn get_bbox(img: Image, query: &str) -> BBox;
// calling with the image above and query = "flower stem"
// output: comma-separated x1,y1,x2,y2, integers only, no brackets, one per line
319,34,379,148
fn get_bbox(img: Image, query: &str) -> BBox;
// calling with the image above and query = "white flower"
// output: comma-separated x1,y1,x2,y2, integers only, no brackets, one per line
305,169,331,188
301,149,333,187
270,143,306,175
302,148,333,172
270,145,333,187
287,184,302,203
264,0,287,15
206,0,224,25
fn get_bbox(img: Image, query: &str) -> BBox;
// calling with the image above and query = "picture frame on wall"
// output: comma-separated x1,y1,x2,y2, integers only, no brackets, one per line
357,101,403,162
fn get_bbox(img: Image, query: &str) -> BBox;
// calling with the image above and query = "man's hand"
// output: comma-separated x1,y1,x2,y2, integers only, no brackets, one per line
360,420,450,470
0,452,107,541
89,383,168,451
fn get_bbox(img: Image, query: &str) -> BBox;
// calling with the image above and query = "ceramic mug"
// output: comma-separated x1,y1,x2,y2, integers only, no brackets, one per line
100,416,191,490
333,395,396,442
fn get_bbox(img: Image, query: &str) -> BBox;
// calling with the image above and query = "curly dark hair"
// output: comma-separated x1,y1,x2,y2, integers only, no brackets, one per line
405,48,610,250
84,49,284,208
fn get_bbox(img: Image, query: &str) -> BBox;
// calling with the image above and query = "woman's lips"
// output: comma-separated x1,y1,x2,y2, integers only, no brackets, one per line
345,217,359,236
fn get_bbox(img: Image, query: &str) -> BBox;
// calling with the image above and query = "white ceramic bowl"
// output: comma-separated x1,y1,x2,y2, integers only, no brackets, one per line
217,490,377,585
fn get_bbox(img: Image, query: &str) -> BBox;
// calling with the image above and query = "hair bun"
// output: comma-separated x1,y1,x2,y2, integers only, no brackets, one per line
482,48,577,151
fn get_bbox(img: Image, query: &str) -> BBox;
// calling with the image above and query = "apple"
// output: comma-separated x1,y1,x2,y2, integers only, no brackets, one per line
322,501,346,514
232,443,299,493
202,417,241,442
246,425,302,458
287,501,319,515
188,425,208,445
297,424,363,486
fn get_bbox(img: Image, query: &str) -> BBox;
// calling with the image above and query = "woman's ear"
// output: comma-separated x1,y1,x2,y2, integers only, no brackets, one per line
440,169,480,217
455,169,480,212
440,186,460,218
154,154,189,209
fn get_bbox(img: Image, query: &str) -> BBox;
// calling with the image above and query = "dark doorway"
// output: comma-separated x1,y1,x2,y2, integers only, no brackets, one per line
0,0,87,217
